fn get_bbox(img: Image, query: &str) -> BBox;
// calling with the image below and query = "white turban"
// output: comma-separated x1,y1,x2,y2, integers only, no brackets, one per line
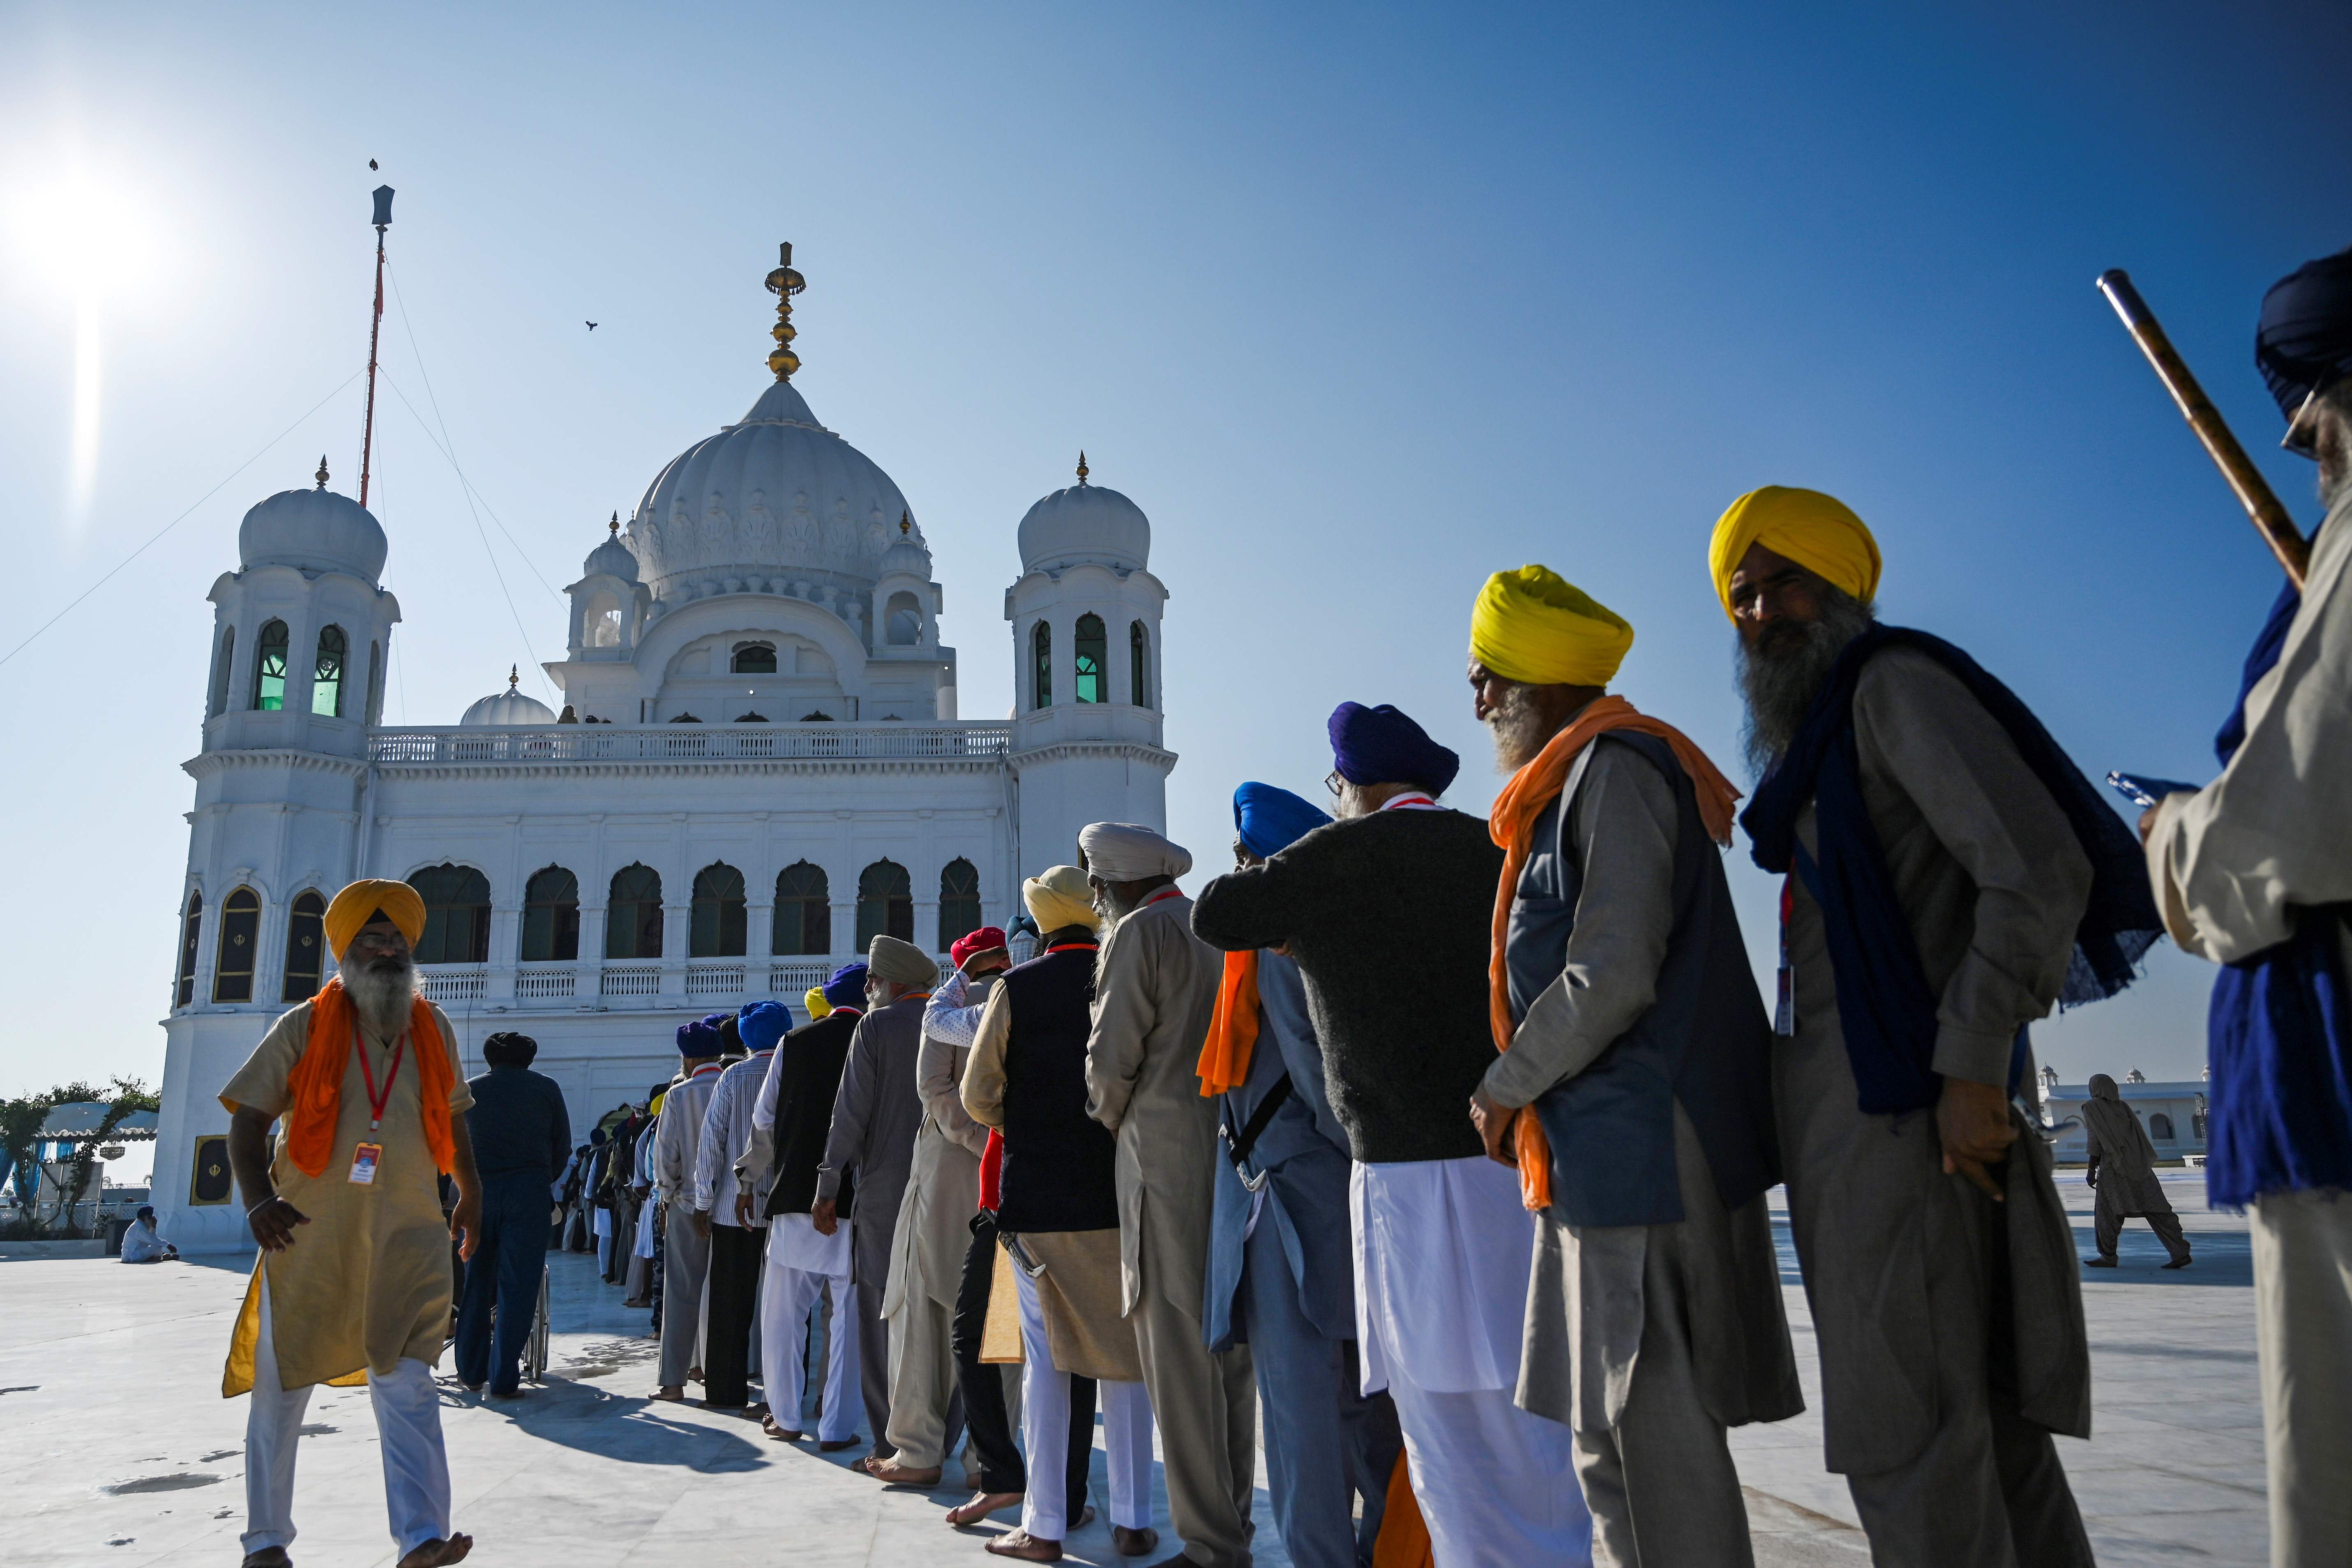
866,935,939,989
1079,822,1192,882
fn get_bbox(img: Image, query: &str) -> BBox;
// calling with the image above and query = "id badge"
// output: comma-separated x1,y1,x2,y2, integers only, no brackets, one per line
348,1142,383,1185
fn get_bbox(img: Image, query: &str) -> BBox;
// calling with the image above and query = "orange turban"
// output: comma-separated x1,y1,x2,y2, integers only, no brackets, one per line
1707,486,1882,623
323,879,427,961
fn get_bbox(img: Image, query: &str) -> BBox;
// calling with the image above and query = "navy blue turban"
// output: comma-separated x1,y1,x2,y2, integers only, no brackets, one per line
676,1017,722,1056
2257,245,2352,420
1233,781,1332,858
822,962,871,1009
1328,701,1460,795
738,999,792,1053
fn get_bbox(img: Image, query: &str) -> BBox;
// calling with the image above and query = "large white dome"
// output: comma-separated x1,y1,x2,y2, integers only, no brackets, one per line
1017,479,1150,574
238,476,387,582
627,380,912,601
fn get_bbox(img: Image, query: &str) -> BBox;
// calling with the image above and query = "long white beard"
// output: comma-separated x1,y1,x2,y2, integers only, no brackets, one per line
340,951,420,1037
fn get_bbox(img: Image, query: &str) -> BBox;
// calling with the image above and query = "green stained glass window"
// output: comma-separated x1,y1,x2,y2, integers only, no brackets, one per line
253,621,288,711
311,626,346,717
1074,615,1106,703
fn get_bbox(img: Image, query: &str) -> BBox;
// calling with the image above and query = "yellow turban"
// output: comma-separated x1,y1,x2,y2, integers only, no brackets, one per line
1707,486,1882,623
805,987,832,1020
324,879,426,961
1469,565,1635,687
1023,865,1098,936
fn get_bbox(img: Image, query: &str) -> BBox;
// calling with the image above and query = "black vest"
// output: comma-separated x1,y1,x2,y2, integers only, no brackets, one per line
996,947,1119,1234
763,1012,859,1218
1511,731,1780,1227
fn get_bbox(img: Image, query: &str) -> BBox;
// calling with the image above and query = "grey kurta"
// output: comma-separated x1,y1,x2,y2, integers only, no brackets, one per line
2080,1083,2167,1216
1778,646,2095,1566
816,991,929,1288
885,973,995,1318
1488,742,1799,1438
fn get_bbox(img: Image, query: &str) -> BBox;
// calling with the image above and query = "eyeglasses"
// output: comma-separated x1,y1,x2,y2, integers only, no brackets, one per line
1324,770,1345,797
2282,383,2329,459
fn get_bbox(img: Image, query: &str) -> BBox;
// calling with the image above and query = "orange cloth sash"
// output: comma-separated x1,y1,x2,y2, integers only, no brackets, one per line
283,978,457,1178
1371,1449,1434,1568
1487,694,1741,1210
1196,949,1262,1097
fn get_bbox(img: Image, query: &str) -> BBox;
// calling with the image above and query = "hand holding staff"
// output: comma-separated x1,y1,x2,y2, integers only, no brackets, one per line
2098,269,2310,588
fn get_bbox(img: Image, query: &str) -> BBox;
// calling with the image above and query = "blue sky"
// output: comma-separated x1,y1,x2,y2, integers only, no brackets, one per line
2,0,2344,1096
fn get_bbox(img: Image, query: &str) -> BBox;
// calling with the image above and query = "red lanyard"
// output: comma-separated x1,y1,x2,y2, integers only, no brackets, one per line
354,1028,406,1132
1046,940,1099,954
1141,886,1184,910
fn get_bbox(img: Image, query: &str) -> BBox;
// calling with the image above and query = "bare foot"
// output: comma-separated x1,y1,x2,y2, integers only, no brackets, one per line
984,1530,1062,1562
861,1457,943,1487
395,1536,473,1568
649,1385,687,1402
947,1490,1023,1526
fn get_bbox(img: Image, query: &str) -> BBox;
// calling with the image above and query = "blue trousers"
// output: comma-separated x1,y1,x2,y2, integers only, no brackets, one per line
1242,1211,1402,1568
455,1174,551,1395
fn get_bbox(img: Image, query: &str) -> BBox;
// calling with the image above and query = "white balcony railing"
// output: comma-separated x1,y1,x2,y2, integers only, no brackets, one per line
600,966,662,998
768,961,835,993
687,963,746,997
515,967,576,999
420,967,487,1001
370,722,1010,767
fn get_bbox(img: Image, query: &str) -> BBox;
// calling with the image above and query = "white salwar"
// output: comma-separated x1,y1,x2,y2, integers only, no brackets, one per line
1013,1263,1155,1541
1353,1156,1592,1567
760,1213,861,1442
243,1277,452,1559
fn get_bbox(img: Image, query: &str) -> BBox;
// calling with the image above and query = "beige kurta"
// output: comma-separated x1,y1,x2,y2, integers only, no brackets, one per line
883,975,995,1319
219,998,471,1394
1081,893,1223,1317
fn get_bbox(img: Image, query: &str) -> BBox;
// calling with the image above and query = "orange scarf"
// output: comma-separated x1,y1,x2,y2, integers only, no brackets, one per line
1487,695,1741,1210
1196,949,1261,1097
283,977,457,1178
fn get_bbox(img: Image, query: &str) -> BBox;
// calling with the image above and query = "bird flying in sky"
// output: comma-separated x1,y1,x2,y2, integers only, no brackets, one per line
586,321,598,331
369,158,378,170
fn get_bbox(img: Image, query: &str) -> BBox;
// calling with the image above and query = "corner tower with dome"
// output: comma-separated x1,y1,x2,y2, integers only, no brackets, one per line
150,245,1176,1250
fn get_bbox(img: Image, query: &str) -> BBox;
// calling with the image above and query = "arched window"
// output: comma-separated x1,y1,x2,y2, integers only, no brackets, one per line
252,620,289,711
938,859,982,951
1031,621,1052,709
692,863,748,957
1130,620,1149,707
213,887,261,1003
606,865,664,959
1074,614,1106,703
411,864,491,964
856,859,913,950
209,627,236,718
2149,1112,2175,1141
885,591,923,646
311,625,347,717
175,891,203,1007
774,862,831,955
588,593,624,649
520,867,580,962
280,890,326,1001
731,641,777,673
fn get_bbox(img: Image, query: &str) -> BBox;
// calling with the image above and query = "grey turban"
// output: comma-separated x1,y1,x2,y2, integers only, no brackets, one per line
1080,822,1193,882
867,935,940,989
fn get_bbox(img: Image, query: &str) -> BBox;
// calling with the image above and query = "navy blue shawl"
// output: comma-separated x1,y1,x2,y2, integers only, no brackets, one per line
2205,575,2352,1208
1742,627,2162,1114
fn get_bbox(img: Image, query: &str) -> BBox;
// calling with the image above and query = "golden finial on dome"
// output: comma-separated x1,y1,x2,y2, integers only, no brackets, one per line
765,241,806,382
507,664,519,688
1075,451,1089,485
900,511,911,536
609,511,620,535
316,455,330,490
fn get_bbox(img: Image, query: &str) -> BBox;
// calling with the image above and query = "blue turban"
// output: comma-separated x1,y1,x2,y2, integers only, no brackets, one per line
822,962,870,1009
738,1000,792,1053
2257,245,2352,420
1328,701,1460,795
676,1017,722,1056
1233,782,1332,858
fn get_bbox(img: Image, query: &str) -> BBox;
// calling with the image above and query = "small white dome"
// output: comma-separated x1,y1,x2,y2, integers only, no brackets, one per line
460,671,556,727
1017,475,1149,575
238,468,388,582
583,516,641,582
879,517,931,577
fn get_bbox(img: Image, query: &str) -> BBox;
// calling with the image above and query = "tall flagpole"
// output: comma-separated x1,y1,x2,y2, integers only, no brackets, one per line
360,185,394,508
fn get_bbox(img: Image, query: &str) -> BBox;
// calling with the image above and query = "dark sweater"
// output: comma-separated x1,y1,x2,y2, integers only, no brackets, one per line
763,1010,859,1218
463,1065,572,1181
1193,807,1504,1164
996,947,1120,1233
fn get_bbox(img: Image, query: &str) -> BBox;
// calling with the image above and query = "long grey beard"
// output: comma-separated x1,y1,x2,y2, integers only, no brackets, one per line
1484,683,1553,775
1090,888,1139,992
1735,589,1877,779
339,952,420,1038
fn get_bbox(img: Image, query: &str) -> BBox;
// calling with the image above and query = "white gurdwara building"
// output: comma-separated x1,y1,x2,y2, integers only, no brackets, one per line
153,247,1175,1249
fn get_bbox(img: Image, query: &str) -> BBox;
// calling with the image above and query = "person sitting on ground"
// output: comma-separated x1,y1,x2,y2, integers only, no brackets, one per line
120,1205,176,1263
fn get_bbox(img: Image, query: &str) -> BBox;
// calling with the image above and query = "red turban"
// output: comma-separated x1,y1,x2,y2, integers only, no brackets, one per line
950,926,1008,966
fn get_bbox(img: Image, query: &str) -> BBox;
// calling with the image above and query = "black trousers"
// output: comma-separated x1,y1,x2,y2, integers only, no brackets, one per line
952,1213,1095,1522
454,1173,551,1395
702,1222,766,1408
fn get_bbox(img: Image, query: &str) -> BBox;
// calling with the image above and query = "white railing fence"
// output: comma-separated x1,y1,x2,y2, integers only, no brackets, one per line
371,722,1010,766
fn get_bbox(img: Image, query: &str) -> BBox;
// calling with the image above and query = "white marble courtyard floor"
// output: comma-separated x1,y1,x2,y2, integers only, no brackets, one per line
0,1170,2259,1567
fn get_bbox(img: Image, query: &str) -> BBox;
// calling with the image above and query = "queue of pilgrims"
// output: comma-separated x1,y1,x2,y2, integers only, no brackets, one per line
219,244,2352,1568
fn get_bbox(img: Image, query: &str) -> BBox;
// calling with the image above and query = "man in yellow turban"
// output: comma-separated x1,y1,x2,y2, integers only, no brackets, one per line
1711,487,2152,1564
1466,566,1797,1563
219,879,484,1568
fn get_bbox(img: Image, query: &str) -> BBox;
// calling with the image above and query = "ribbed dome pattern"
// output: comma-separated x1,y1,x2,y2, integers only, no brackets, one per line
238,486,389,583
1016,482,1150,574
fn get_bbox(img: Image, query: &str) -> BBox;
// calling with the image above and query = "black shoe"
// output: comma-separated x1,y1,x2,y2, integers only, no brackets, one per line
2163,1255,2193,1270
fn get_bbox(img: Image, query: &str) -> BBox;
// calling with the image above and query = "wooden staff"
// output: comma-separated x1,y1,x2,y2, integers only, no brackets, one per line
2097,269,2309,588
